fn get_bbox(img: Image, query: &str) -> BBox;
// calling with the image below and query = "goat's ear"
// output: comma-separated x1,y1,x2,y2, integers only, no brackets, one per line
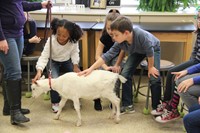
40,75,45,79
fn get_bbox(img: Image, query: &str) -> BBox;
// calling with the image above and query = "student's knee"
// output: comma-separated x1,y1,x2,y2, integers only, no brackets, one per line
183,114,191,126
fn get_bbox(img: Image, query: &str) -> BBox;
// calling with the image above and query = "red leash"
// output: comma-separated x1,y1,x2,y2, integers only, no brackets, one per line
44,1,53,89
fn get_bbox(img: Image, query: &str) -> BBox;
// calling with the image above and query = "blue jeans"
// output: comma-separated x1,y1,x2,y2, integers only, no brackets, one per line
0,36,24,80
183,104,200,133
47,59,73,104
121,51,161,109
164,59,199,101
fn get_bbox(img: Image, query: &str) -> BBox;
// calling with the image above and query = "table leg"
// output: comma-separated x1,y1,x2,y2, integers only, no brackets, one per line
81,31,88,70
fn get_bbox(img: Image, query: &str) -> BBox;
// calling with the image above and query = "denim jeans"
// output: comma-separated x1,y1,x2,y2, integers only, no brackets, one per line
183,104,200,133
47,59,73,104
164,59,199,101
0,36,24,80
121,51,161,109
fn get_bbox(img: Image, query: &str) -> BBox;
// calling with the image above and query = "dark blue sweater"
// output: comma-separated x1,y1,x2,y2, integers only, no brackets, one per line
187,63,200,84
0,0,42,41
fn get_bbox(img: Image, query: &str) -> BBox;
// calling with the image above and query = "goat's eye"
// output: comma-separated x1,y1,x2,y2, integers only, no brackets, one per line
32,88,35,90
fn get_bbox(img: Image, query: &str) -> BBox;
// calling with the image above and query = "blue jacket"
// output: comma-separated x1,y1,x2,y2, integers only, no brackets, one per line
187,63,200,84
0,0,42,41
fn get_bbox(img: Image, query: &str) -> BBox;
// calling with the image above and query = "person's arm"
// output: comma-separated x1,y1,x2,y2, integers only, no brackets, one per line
71,42,81,73
35,37,50,72
95,41,109,70
115,50,125,66
0,20,8,54
190,36,198,60
22,0,50,11
95,41,104,60
0,20,5,41
78,57,105,76
22,1,42,11
187,63,200,74
147,56,159,78
111,50,125,73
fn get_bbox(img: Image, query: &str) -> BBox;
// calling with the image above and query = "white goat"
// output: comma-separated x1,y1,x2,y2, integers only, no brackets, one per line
31,70,126,126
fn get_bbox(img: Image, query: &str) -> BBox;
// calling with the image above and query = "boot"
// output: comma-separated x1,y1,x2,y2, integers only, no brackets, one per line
2,80,10,115
6,79,30,125
2,80,30,116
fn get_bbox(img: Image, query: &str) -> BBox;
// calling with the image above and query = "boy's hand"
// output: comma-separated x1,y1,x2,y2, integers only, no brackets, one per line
111,66,121,73
177,78,193,93
148,66,159,78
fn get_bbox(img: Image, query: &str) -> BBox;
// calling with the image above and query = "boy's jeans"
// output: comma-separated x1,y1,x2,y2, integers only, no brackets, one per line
121,51,161,109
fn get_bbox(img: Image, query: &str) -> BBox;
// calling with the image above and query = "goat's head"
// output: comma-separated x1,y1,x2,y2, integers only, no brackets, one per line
31,78,51,98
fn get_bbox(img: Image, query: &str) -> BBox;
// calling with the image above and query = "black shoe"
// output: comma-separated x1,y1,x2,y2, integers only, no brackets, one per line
10,109,30,125
3,108,30,116
94,99,103,111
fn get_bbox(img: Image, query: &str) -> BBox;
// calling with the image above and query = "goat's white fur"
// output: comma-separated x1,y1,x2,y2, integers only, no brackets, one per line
31,70,126,126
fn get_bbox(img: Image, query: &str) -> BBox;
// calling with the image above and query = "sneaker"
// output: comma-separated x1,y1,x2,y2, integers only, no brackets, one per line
52,103,59,113
94,99,103,111
120,105,135,115
155,108,180,123
151,101,168,116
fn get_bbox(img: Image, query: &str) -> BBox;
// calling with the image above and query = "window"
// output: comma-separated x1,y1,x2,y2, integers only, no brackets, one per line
120,0,139,6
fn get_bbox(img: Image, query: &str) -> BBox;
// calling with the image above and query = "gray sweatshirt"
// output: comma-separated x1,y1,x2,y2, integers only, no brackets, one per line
102,27,160,62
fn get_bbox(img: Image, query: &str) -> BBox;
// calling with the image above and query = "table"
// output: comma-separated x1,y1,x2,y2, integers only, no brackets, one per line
36,20,97,70
92,22,195,63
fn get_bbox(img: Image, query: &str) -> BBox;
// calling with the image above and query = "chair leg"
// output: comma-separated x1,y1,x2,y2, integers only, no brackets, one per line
132,77,137,92
179,102,186,118
162,71,165,92
143,83,150,115
25,61,32,98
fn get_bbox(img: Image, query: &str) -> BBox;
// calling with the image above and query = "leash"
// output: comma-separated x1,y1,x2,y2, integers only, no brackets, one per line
44,1,53,89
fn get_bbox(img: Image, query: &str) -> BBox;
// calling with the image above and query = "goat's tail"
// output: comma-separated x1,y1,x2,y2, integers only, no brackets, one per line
118,75,127,83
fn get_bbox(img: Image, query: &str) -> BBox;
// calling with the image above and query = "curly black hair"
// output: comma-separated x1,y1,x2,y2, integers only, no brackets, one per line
51,18,83,43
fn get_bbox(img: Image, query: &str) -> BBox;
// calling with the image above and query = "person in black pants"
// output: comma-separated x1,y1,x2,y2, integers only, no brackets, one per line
93,9,124,111
23,12,41,56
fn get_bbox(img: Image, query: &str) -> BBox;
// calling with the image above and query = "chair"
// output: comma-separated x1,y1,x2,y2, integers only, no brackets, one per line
134,59,175,114
21,51,41,98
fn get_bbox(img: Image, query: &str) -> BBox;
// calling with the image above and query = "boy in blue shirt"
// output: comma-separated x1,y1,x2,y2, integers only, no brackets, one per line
78,15,162,114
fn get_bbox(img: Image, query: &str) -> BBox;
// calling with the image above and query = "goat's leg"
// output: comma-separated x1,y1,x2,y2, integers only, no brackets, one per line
73,98,82,126
54,98,67,120
106,94,120,123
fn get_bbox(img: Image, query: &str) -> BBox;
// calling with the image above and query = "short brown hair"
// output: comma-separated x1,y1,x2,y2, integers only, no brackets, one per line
110,15,133,33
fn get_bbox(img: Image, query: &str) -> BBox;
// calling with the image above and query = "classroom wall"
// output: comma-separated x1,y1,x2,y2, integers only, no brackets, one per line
30,7,197,65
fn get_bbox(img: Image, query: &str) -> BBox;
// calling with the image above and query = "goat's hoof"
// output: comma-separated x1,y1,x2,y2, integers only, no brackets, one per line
54,116,59,120
109,115,115,119
76,120,82,127
115,118,120,124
